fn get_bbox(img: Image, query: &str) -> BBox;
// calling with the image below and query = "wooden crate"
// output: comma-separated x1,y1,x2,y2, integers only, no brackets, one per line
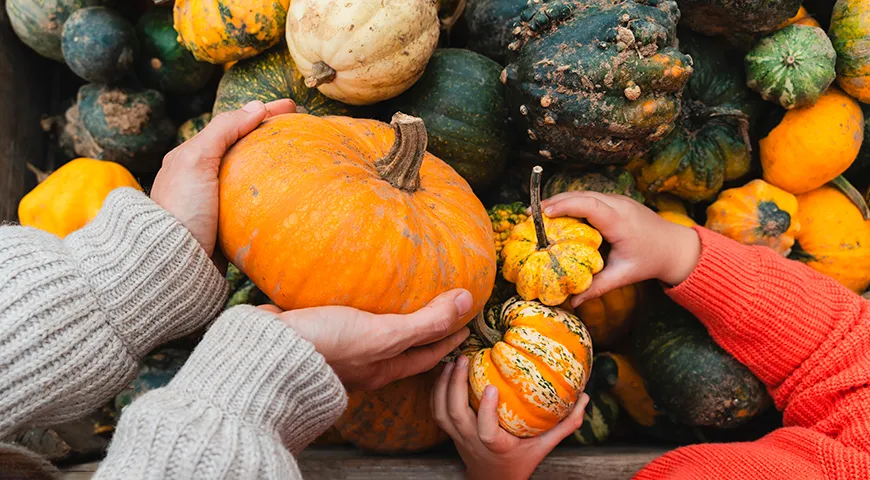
0,4,671,479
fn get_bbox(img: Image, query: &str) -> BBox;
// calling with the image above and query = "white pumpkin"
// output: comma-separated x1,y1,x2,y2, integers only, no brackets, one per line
285,0,440,105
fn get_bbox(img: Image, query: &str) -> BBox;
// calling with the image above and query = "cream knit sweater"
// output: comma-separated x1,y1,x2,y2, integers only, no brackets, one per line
0,188,347,478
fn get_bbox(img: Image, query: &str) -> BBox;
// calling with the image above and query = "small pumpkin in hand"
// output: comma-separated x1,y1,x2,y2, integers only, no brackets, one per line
761,88,864,195
829,0,870,103
285,0,440,105
501,167,605,306
745,25,836,110
705,179,800,255
456,296,594,437
790,183,870,293
173,0,290,64
18,158,142,238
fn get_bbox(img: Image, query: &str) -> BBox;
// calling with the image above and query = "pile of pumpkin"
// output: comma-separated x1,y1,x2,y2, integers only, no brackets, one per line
8,0,870,464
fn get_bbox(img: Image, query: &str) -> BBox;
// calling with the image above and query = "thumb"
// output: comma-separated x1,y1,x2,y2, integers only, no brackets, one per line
396,289,474,349
531,393,589,451
188,99,294,160
570,262,632,308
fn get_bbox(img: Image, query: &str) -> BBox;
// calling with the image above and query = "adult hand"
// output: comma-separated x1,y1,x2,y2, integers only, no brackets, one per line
259,289,473,391
540,191,701,307
432,355,589,480
151,99,297,257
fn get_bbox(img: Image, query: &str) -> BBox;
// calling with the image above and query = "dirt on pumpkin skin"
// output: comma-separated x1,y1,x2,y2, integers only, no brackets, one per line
96,91,151,135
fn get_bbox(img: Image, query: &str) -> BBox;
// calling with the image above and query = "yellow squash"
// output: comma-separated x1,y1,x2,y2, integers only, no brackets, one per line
706,179,800,255
457,296,593,437
18,158,142,238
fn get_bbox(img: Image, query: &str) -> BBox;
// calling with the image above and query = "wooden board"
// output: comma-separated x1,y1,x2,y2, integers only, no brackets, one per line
60,446,667,479
0,0,52,223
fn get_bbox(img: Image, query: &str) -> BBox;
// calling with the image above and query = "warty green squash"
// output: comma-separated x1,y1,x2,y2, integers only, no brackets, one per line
678,0,801,36
463,0,528,64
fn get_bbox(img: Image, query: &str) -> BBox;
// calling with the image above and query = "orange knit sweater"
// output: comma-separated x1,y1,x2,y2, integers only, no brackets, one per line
634,227,870,479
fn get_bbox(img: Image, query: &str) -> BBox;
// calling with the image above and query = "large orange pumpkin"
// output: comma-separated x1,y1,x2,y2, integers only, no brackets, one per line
218,112,496,328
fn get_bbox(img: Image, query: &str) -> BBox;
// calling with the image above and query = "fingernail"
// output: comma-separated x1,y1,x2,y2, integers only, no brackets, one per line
544,207,554,216
454,290,473,317
484,385,497,399
243,100,264,112
457,355,468,368
579,393,590,408
442,362,455,377
571,296,585,308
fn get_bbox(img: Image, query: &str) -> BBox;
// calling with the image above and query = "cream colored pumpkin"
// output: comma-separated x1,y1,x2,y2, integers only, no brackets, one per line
285,0,440,105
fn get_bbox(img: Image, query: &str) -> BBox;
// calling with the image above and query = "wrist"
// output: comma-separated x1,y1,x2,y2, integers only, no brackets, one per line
657,225,701,286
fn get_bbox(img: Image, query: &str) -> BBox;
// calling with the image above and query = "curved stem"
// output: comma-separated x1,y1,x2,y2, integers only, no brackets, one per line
304,61,337,88
530,165,550,250
438,0,467,30
375,112,428,192
831,175,870,221
26,163,50,184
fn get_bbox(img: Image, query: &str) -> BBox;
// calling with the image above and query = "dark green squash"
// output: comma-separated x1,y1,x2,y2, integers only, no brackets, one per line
114,348,191,411
630,298,770,429
388,49,511,191
501,0,693,165
464,0,528,64
60,84,175,172
135,7,217,94
745,25,836,110
61,7,138,83
213,43,360,116
176,113,212,146
678,0,801,36
572,391,620,446
5,0,107,62
544,166,644,203
629,31,761,203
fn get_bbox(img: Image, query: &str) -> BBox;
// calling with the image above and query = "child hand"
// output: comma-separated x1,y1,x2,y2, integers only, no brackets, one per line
541,191,701,307
432,356,589,480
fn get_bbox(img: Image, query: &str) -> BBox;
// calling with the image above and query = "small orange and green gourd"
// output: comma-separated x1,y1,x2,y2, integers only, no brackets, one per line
829,0,870,103
705,179,800,255
489,202,529,262
175,113,212,146
651,194,698,227
745,25,836,110
501,167,605,306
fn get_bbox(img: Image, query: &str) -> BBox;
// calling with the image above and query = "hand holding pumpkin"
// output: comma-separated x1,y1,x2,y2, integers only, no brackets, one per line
259,289,473,392
432,355,589,480
541,192,702,307
150,99,297,257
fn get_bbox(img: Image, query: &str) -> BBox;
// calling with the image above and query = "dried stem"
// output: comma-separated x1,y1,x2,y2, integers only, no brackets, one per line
304,61,337,88
831,175,870,221
530,165,549,250
375,112,428,192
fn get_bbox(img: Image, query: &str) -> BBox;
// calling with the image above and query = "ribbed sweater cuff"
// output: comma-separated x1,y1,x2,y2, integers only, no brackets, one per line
65,188,228,357
667,227,835,386
167,306,348,454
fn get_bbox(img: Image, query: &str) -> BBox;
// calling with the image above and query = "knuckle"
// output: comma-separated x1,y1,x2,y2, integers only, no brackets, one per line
448,411,465,426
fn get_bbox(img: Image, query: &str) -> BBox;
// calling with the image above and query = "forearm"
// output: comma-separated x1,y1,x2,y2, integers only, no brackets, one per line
96,306,347,479
667,227,868,406
0,188,228,437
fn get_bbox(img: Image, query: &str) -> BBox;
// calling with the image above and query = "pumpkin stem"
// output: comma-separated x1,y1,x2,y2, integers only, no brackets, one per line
472,308,503,347
831,175,870,221
304,61,337,88
375,112,428,192
530,165,550,250
26,163,50,184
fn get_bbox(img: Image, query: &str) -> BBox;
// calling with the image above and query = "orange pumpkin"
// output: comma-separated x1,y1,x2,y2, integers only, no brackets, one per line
218,113,495,329
575,284,642,349
456,296,593,437
777,6,821,28
791,185,870,293
334,366,449,453
761,88,864,195
705,179,800,255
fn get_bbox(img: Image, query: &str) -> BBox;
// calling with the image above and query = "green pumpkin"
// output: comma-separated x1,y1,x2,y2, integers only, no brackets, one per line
213,44,361,116
630,298,770,429
388,49,510,191
501,0,692,165
61,7,138,83
544,167,645,204
60,84,175,172
464,0,528,64
678,0,801,36
114,348,191,411
5,0,107,62
745,25,836,110
175,113,212,146
572,391,620,446
629,31,761,203
136,7,217,94
829,0,870,104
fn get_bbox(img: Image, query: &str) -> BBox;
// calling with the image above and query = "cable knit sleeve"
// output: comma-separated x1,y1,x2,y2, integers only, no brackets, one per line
0,188,228,437
95,306,347,479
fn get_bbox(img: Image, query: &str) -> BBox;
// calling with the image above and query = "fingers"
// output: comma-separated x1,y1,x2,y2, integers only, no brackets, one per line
476,385,506,450
570,262,633,308
371,327,470,387
532,393,589,451
257,304,283,314
540,192,620,236
446,356,479,438
432,361,460,438
263,99,297,118
389,289,473,349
